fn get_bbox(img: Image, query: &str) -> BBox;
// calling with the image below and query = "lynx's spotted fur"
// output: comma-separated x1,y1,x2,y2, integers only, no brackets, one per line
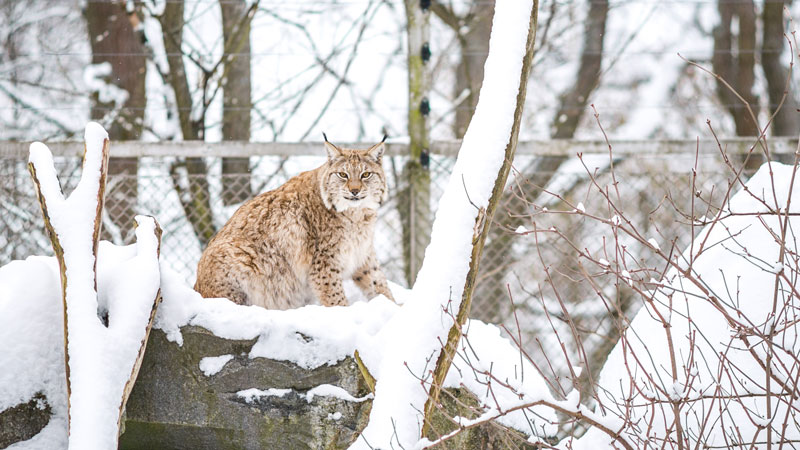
194,137,395,309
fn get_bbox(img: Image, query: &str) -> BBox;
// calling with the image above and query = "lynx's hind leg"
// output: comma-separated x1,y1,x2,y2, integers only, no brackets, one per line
195,253,250,305
352,253,394,302
194,276,249,305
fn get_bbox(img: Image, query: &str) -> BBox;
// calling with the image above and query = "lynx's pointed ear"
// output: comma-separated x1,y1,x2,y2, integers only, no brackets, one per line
323,132,343,160
366,135,387,162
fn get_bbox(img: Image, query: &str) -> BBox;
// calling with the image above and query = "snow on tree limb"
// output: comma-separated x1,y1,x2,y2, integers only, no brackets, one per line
420,0,540,437
27,123,162,449
350,2,543,448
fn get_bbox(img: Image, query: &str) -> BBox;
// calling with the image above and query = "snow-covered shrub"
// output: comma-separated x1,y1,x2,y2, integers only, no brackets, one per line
472,140,800,449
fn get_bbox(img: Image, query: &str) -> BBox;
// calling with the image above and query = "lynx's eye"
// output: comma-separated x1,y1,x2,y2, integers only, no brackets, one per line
361,172,373,180
335,172,348,180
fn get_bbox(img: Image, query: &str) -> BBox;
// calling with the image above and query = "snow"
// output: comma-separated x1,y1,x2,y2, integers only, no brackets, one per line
236,385,372,405
569,162,800,448
304,384,372,404
237,387,292,404
351,2,538,447
0,257,68,449
443,320,557,439
0,235,162,450
575,202,585,213
155,273,399,369
82,63,129,109
198,354,233,377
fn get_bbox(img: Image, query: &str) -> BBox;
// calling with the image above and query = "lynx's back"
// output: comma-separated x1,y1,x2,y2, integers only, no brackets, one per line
194,138,394,309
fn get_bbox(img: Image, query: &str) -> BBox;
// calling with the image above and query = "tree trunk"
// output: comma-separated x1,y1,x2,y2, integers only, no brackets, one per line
399,0,432,286
159,0,216,246
453,1,494,138
85,1,146,244
220,0,253,205
712,0,760,137
761,0,798,137
474,0,609,323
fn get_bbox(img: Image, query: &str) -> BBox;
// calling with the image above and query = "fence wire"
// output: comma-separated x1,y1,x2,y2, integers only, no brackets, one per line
0,149,745,384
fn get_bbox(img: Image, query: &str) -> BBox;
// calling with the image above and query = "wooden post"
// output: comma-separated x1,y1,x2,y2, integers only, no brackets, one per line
401,0,432,286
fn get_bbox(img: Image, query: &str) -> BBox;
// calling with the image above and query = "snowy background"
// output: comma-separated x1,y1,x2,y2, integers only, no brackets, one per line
2,0,800,448
0,0,798,141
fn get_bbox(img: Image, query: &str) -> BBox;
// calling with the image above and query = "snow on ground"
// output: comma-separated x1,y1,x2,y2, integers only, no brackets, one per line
155,269,399,369
0,256,68,449
567,162,800,448
0,234,162,450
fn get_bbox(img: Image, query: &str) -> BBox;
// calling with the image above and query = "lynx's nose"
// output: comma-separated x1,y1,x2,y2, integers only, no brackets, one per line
350,188,360,196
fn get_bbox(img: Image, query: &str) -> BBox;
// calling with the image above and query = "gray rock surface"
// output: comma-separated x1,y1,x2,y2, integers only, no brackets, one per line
0,393,51,449
0,323,538,449
119,326,371,450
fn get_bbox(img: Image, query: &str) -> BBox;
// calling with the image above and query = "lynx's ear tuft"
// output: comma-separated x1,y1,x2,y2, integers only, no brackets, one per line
366,140,386,162
323,133,342,160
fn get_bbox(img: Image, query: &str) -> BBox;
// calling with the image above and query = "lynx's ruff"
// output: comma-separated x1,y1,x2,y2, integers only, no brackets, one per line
194,137,395,309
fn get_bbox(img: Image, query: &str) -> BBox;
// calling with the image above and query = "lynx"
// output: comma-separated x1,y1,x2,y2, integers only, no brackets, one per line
194,136,395,309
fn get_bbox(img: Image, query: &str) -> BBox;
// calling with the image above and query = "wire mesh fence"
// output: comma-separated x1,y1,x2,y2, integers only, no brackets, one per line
1,139,787,386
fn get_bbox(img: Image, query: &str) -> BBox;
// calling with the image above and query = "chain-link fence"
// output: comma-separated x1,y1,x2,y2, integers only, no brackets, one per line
2,139,792,385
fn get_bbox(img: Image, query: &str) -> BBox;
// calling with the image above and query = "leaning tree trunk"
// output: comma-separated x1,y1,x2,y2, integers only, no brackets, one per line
220,0,253,205
159,0,215,246
474,0,609,324
421,0,540,436
85,2,146,244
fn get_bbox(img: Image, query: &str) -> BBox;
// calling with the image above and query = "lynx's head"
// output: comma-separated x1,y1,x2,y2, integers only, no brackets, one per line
320,135,388,212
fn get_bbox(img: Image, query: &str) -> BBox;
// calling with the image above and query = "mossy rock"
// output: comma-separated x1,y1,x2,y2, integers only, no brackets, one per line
118,326,536,450
119,326,371,450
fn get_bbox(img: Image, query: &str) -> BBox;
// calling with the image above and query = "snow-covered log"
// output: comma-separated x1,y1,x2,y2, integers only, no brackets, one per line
27,123,162,449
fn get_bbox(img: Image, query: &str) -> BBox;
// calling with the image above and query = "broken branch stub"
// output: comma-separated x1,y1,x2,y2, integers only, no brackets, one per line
27,126,110,425
28,123,163,449
117,215,163,432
